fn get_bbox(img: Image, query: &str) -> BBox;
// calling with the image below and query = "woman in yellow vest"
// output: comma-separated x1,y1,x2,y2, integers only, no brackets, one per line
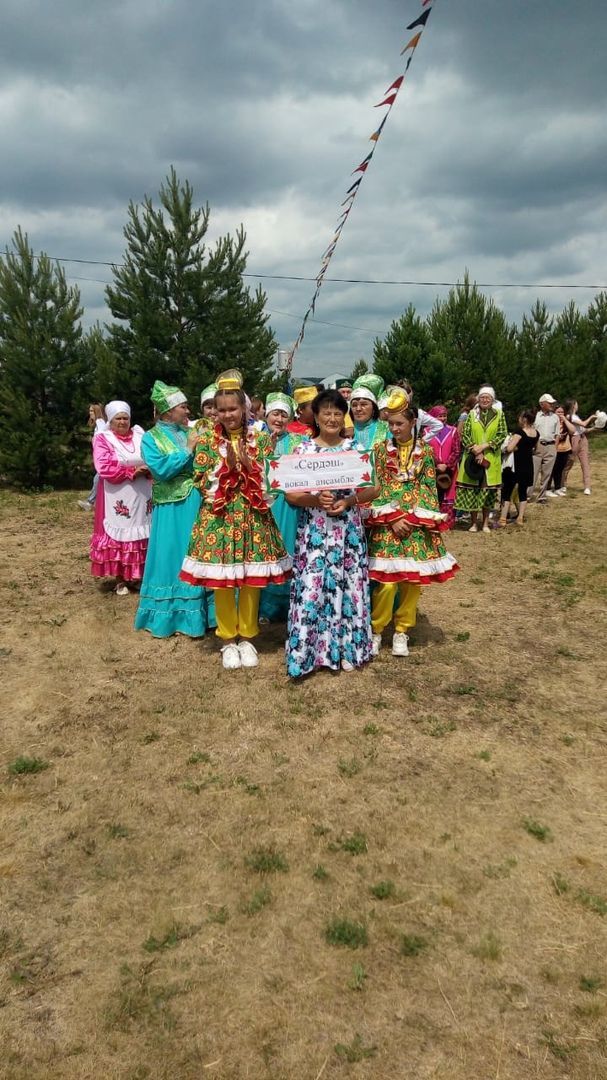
135,380,212,638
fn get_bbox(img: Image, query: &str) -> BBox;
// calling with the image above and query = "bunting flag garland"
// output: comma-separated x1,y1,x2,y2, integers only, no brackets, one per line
286,2,439,375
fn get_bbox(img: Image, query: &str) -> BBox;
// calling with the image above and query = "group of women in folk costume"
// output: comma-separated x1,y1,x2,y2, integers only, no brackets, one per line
88,370,459,677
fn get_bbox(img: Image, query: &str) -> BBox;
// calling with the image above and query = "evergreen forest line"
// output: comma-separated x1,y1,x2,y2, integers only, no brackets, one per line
0,170,605,489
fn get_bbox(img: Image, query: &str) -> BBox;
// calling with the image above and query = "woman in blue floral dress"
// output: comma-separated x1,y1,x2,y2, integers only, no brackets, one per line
285,390,379,678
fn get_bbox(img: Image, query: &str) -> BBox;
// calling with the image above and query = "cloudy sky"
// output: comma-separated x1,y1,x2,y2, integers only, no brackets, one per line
1,0,606,379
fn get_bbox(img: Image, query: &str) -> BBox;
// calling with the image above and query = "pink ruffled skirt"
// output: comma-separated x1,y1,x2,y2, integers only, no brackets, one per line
89,483,147,581
90,532,148,580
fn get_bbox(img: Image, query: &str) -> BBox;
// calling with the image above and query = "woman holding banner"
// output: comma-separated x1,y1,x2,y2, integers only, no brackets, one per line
366,388,459,658
284,389,380,678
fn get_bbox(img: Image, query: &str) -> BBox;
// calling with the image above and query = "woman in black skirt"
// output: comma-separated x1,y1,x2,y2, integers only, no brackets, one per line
498,410,539,526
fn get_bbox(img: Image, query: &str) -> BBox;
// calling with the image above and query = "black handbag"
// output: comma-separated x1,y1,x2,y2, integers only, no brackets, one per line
465,452,487,484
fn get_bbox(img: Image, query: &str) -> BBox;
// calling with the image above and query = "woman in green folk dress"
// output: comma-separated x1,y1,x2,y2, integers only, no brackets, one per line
455,385,508,532
366,389,459,657
179,371,291,671
259,392,301,623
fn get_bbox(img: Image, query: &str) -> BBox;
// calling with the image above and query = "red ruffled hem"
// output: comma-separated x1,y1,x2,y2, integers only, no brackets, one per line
403,512,450,532
179,570,291,589
369,564,460,585
366,509,404,525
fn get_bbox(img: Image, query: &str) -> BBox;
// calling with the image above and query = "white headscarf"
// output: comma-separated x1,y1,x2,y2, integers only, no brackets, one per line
478,386,496,401
105,400,131,424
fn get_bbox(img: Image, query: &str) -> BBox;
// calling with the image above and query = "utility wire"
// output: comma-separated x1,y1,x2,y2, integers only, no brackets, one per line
0,248,604,291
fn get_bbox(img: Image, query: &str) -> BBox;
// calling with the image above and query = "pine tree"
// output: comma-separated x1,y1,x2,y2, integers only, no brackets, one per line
105,169,277,421
373,304,444,405
429,272,515,409
546,302,591,408
516,300,555,408
349,358,369,382
0,229,87,488
586,292,607,411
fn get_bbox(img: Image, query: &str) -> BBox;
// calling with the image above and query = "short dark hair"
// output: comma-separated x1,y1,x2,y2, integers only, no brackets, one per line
311,389,348,435
311,388,348,418
519,408,536,425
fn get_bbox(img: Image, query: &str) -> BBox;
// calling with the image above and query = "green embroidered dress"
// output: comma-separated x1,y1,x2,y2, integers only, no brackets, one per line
455,406,508,511
366,440,459,584
179,425,291,588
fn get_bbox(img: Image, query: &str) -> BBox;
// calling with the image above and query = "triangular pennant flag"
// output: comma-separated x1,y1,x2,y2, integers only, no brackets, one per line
353,150,375,175
370,115,388,142
422,0,432,6
401,32,422,54
353,151,373,174
374,92,398,108
345,178,362,195
406,10,431,30
385,75,404,94
341,191,357,205
405,55,413,69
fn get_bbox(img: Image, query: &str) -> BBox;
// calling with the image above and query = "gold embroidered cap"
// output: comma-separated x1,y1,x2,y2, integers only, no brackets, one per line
216,368,243,392
293,385,319,406
385,388,409,413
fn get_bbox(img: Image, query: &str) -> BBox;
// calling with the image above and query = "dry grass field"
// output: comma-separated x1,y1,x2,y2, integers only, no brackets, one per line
1,444,606,1080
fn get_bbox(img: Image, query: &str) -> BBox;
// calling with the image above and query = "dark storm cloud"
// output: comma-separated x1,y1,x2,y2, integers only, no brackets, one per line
1,0,606,378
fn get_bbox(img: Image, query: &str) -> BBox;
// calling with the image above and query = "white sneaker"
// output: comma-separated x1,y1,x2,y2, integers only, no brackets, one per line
545,491,558,498
77,499,93,511
556,488,567,496
392,632,409,657
238,640,259,668
584,488,591,495
371,634,382,657
341,659,354,672
114,583,129,596
221,643,241,670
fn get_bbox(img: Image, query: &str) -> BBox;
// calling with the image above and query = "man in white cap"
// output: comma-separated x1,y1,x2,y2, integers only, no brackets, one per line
532,394,559,502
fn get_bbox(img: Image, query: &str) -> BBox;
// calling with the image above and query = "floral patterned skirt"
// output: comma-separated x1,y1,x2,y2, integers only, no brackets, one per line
367,523,459,585
286,505,372,678
179,494,291,589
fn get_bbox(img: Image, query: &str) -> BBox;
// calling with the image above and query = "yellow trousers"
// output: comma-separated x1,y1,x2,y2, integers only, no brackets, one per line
214,586,261,640
371,582,421,635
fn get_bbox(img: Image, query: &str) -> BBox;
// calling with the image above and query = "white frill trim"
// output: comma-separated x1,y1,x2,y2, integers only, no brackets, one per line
104,520,151,541
181,555,292,582
369,553,458,576
409,505,448,523
364,499,400,520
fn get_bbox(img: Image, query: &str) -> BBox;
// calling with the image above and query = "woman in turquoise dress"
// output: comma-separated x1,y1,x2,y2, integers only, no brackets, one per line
259,392,301,623
134,380,213,637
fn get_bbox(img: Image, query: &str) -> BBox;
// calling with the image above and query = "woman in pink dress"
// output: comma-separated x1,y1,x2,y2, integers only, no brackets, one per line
426,405,461,529
90,400,152,594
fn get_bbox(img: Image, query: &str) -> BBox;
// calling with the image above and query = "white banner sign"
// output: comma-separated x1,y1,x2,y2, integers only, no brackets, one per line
266,449,376,494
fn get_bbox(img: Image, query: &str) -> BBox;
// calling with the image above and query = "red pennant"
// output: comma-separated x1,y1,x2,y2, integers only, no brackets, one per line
385,76,404,94
374,92,397,108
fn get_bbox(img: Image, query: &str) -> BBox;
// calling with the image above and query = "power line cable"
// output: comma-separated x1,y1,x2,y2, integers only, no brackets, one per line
0,248,604,291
